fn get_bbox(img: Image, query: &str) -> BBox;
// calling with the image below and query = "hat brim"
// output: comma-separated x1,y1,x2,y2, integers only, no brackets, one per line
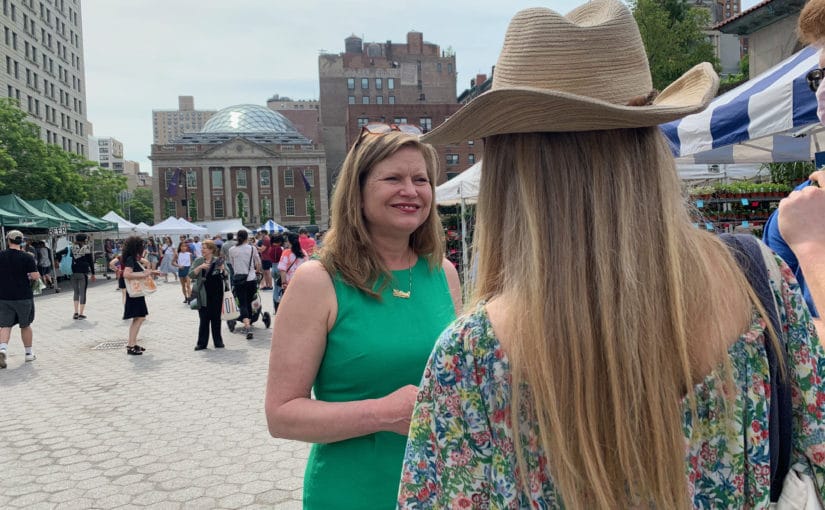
422,63,719,145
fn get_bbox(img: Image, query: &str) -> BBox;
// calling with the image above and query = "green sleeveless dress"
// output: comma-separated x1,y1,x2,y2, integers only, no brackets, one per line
303,257,456,510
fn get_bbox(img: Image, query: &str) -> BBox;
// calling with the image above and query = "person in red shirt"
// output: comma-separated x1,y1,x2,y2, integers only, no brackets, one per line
298,227,316,256
258,233,274,290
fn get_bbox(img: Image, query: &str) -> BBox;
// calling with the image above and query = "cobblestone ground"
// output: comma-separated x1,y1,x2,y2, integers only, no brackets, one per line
0,274,309,509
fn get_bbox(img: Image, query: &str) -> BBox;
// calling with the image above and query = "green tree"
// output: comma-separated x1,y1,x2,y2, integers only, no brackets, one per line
124,188,155,225
632,0,719,91
237,192,245,224
0,98,127,209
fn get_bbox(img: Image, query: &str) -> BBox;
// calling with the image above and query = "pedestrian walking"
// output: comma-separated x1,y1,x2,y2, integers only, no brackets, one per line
57,233,96,320
227,230,261,340
0,230,41,368
172,241,193,303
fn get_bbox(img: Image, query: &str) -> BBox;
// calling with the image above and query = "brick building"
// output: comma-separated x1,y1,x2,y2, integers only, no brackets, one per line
150,104,328,228
152,95,216,145
266,94,320,144
345,103,478,183
319,31,457,184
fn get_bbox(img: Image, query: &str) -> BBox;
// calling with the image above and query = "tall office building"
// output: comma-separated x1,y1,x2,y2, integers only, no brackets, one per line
318,31,457,183
152,95,216,145
88,135,123,171
0,0,90,156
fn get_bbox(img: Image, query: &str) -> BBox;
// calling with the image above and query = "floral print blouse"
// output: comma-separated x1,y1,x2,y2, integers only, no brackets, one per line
398,255,825,509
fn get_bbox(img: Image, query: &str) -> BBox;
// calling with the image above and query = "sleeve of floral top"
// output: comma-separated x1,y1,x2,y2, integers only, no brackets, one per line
772,254,825,499
397,316,494,509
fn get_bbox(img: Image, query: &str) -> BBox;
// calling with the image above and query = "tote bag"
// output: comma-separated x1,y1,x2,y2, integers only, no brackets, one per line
125,262,157,298
221,290,240,320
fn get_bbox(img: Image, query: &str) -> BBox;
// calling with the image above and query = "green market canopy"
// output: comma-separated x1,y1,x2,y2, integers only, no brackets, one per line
55,203,117,232
0,194,63,229
28,199,98,232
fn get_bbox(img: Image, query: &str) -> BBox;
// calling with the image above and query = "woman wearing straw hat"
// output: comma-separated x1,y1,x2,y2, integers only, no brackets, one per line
265,125,461,510
397,1,825,508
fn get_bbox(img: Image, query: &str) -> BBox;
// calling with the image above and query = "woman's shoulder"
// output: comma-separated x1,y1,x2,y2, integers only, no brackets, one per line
436,303,500,357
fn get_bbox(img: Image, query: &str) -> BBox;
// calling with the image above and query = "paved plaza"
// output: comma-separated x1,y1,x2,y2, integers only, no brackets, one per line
0,274,310,509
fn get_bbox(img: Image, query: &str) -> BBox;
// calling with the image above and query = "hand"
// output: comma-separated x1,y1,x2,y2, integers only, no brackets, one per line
809,170,825,188
90,275,96,282
778,185,825,258
374,384,419,436
200,263,210,272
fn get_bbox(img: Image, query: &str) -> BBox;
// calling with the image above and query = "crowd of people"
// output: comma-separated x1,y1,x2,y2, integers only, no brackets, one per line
1,0,825,506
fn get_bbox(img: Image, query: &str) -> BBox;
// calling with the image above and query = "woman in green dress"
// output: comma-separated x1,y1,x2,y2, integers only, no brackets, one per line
265,124,462,509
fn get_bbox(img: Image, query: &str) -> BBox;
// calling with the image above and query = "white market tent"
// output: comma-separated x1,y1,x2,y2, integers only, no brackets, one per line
662,46,822,164
195,219,251,236
147,216,207,236
436,161,481,205
260,219,287,233
102,210,140,237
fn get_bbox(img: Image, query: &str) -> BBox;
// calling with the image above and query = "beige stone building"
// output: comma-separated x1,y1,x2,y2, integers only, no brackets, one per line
152,95,216,145
319,31,457,183
150,104,328,228
0,0,90,156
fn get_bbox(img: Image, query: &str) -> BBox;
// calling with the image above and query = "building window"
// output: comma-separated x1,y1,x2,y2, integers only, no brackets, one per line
468,153,476,165
304,168,314,186
260,197,271,220
447,63,453,74
376,96,383,104
388,95,395,104
361,96,369,104
437,62,442,73
387,78,395,90
236,168,247,188
164,168,177,189
347,77,355,90
284,168,294,187
213,198,224,218
468,139,474,146
357,117,369,128
186,169,197,188
446,154,459,165
210,168,223,188
164,199,176,218
393,117,407,124
419,117,432,132
361,78,369,90
375,78,382,90
348,95,355,105
285,197,295,216
259,167,271,186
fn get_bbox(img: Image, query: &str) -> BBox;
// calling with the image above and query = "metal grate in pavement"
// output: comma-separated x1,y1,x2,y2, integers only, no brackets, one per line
92,340,128,350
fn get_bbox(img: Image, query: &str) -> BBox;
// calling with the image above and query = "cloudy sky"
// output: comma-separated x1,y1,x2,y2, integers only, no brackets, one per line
82,0,755,174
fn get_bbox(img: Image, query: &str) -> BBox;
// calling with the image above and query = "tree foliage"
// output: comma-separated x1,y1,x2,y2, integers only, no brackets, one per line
632,0,720,91
0,98,127,212
124,188,155,225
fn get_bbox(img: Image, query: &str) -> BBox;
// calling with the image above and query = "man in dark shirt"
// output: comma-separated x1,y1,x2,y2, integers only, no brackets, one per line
0,230,41,368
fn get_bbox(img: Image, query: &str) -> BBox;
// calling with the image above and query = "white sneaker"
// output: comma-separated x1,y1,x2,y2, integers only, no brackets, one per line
25,353,36,362
0,350,6,368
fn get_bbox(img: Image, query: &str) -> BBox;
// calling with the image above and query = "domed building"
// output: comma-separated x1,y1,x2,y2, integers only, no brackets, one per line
150,104,328,228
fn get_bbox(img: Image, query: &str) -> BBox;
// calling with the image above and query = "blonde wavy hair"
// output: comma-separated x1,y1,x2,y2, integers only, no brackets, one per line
799,0,825,45
319,131,443,298
473,128,772,508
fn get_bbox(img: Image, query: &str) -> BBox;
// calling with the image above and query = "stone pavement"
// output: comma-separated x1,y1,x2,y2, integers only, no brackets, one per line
0,274,310,509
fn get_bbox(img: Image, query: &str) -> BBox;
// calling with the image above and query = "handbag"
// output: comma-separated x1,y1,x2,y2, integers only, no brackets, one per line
221,278,240,320
722,235,824,510
232,247,254,286
125,262,157,298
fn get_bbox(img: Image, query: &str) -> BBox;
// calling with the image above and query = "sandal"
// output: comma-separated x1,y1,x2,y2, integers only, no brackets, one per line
73,313,79,320
126,345,143,355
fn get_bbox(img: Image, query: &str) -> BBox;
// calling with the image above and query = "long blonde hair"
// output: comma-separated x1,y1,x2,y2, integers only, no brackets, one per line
473,128,762,508
320,131,443,298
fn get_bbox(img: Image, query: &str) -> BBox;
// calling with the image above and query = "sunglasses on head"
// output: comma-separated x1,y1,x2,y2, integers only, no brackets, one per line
807,67,825,93
353,123,423,149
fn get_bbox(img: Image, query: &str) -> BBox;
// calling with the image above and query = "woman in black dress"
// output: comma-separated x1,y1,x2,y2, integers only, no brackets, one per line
121,236,158,355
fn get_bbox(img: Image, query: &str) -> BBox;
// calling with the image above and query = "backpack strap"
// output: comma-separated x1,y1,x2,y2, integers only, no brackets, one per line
720,233,792,502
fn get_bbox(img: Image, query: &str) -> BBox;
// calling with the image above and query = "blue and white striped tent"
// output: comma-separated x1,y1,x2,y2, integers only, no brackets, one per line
662,46,822,164
260,219,287,233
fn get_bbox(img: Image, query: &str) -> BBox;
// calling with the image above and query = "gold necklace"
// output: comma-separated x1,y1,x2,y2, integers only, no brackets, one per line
392,258,413,299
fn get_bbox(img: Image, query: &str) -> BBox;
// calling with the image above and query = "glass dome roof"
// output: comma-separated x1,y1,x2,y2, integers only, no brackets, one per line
200,104,299,134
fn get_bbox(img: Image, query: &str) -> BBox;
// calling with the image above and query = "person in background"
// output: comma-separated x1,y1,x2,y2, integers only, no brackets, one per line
227,229,261,340
189,240,227,351
264,123,461,510
220,232,236,260
396,2,825,508
121,236,159,355
58,233,95,320
213,234,224,250
0,230,41,368
191,235,202,258
297,227,316,256
258,232,274,290
763,0,825,323
36,240,54,290
109,254,126,304
145,237,159,271
277,232,307,293
158,236,177,284
172,241,193,303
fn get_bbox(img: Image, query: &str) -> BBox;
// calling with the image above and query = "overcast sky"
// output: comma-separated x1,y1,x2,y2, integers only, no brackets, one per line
82,0,757,174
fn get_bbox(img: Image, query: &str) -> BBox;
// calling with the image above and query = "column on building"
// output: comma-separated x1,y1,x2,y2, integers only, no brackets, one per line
199,165,211,219
223,166,234,220
272,158,283,225
250,164,260,224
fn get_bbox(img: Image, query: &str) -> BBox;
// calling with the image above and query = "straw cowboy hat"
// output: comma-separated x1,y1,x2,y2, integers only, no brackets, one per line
422,0,719,145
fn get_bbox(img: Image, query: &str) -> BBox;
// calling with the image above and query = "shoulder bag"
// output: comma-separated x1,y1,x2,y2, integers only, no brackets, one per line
721,234,823,509
125,261,158,298
232,246,254,286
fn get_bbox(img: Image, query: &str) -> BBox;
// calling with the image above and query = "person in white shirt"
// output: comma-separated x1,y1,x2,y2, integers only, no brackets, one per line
227,230,261,339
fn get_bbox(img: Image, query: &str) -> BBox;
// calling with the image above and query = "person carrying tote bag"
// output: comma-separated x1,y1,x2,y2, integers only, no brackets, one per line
189,240,227,351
